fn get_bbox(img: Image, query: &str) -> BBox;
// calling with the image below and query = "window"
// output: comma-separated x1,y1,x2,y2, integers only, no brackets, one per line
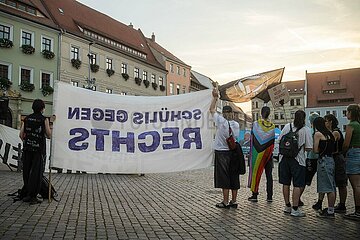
290,99,294,106
274,113,279,120
170,63,173,73
21,30,33,46
106,88,113,94
159,76,163,86
255,102,258,109
71,46,79,59
134,67,139,78
332,110,337,117
120,92,127,95
177,66,180,75
255,113,259,120
281,125,285,130
0,23,12,40
326,110,331,115
142,71,147,80
121,63,127,74
342,110,347,117
71,80,79,87
151,74,155,83
89,53,96,64
41,36,52,51
280,113,284,119
275,125,279,129
170,83,174,94
92,86,96,91
291,111,295,119
182,86,186,94
328,81,340,86
183,68,186,77
106,58,113,70
40,72,52,88
296,98,301,106
0,63,11,80
19,67,33,85
176,84,180,94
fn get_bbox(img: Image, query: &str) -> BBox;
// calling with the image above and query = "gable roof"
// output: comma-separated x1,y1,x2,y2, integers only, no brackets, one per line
283,80,305,94
146,37,189,67
0,0,58,29
41,0,165,70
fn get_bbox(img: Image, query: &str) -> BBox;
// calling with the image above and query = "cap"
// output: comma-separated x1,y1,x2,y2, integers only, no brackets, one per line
222,105,233,113
309,112,320,124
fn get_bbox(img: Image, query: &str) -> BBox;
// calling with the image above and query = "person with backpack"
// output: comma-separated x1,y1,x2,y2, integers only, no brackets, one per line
247,106,275,202
278,110,313,217
343,104,360,220
210,88,240,209
19,99,52,205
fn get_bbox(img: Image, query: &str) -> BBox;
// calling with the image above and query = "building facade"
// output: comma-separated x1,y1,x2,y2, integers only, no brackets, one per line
305,67,360,132
0,0,59,128
147,33,191,95
251,80,305,129
44,0,167,97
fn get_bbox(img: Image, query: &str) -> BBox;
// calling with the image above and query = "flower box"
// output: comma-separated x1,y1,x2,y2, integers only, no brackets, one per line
41,84,54,96
90,64,99,73
21,44,35,55
106,69,115,77
135,77,142,86
160,85,166,91
143,80,150,88
42,49,55,59
152,82,158,90
71,58,82,69
0,38,13,48
20,80,34,92
122,73,129,80
0,77,12,91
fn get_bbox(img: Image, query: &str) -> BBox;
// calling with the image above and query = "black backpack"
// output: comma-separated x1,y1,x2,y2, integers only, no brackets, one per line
39,175,59,201
279,124,302,159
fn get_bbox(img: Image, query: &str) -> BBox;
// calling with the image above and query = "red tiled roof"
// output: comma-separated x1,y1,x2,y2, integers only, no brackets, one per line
306,67,360,108
146,37,189,67
283,80,305,93
0,0,57,29
41,0,165,70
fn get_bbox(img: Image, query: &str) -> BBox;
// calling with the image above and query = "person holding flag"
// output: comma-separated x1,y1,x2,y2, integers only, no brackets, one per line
247,106,275,202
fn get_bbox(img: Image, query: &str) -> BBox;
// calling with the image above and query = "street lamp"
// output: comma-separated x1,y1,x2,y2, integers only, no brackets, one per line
85,41,96,90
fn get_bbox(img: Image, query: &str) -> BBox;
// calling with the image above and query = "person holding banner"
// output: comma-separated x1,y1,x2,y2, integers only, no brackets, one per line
210,88,240,209
19,99,52,205
247,106,275,202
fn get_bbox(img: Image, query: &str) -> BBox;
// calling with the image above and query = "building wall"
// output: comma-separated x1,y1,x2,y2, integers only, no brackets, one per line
305,106,349,133
0,14,58,128
60,34,167,96
166,60,191,95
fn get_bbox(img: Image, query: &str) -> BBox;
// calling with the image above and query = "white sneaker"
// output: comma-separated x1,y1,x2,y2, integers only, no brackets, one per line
284,206,292,214
291,208,306,217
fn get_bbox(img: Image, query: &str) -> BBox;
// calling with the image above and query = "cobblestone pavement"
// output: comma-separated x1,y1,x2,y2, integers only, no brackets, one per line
0,162,359,240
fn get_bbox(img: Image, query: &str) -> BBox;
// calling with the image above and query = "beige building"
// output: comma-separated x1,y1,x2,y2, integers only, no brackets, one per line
44,0,167,96
251,80,305,129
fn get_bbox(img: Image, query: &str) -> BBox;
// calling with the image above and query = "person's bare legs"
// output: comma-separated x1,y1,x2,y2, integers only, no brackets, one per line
338,186,347,204
348,175,360,209
231,189,238,203
222,189,230,204
293,187,301,207
283,185,290,204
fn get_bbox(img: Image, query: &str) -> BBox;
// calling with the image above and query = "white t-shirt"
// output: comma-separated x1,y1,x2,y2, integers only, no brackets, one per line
212,112,240,151
278,123,313,166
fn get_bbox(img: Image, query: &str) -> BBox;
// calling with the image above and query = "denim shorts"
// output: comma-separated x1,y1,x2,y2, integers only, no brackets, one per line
346,148,360,175
317,156,336,193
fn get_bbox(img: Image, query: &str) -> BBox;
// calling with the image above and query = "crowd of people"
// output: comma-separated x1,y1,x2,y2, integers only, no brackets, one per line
210,88,360,221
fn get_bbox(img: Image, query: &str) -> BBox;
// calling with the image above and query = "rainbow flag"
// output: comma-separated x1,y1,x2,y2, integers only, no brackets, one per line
248,119,275,192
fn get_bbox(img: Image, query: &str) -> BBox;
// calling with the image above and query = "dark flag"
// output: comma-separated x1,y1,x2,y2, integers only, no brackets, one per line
218,67,285,103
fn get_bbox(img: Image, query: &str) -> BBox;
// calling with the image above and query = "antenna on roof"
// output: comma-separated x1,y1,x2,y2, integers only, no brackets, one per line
151,32,155,42
129,22,133,28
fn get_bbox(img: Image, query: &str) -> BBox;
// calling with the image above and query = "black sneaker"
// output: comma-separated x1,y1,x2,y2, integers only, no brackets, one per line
248,195,258,202
343,212,360,221
334,204,346,213
228,200,238,208
317,208,335,218
29,197,42,205
215,202,230,209
312,201,322,211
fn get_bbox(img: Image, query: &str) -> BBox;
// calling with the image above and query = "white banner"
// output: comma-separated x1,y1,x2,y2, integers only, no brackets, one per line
52,82,214,173
0,124,50,170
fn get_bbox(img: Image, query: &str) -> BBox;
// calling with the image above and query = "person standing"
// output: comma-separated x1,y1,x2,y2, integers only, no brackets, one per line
247,106,275,202
210,88,240,208
278,110,313,217
20,99,52,205
313,117,336,218
343,104,360,220
324,114,347,213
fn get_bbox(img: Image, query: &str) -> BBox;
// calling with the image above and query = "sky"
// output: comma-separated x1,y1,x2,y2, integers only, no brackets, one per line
78,0,360,113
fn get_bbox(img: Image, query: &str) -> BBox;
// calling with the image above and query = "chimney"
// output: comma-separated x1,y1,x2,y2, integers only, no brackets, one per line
129,22,133,28
151,32,155,42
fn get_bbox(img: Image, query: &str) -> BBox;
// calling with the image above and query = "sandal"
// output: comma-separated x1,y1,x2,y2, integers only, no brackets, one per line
215,202,230,209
